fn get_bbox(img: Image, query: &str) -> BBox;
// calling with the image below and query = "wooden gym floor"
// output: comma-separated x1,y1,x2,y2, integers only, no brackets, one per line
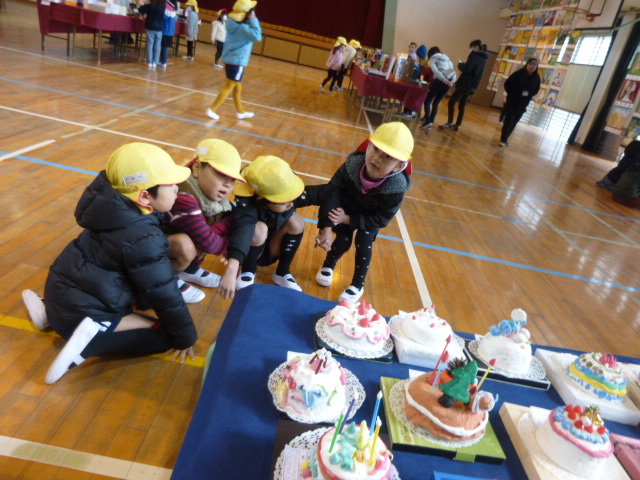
0,1,638,478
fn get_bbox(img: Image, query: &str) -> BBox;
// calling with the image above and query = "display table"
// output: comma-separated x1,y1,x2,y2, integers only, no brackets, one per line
171,285,639,480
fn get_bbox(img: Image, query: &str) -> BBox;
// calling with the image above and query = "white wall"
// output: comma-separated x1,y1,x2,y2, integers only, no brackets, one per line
391,0,507,62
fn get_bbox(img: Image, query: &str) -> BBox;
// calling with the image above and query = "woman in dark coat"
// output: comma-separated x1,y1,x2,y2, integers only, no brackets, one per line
500,58,541,147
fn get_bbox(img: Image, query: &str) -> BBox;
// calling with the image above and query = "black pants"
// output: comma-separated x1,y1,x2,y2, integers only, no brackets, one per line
447,87,472,126
322,69,340,91
500,101,528,143
337,65,348,88
423,79,450,124
215,40,224,64
187,40,195,58
322,225,378,289
606,153,638,183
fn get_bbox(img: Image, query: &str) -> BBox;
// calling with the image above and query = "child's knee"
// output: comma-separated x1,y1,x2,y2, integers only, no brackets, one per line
252,222,268,246
168,233,197,261
286,213,305,234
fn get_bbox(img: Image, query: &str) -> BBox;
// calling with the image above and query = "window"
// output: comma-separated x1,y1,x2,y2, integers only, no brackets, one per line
571,35,612,66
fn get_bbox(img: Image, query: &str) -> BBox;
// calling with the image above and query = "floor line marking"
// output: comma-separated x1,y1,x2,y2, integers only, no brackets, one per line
0,140,56,162
0,435,172,480
557,229,640,248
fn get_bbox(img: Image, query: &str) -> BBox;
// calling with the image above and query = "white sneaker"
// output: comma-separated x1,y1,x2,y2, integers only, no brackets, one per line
177,278,205,303
206,108,220,120
236,271,255,290
182,55,192,60
214,64,224,69
272,273,302,292
178,268,221,288
45,317,108,384
339,285,364,304
236,112,255,119
22,289,49,330
315,267,333,287
320,84,325,93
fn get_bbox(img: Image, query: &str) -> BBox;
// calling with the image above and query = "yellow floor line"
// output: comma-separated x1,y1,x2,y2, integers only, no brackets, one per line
0,315,206,368
0,435,172,479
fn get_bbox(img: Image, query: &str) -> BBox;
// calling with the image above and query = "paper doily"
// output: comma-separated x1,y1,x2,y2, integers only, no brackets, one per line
273,427,401,480
467,339,548,380
389,316,466,358
315,317,394,359
389,379,485,448
268,361,365,424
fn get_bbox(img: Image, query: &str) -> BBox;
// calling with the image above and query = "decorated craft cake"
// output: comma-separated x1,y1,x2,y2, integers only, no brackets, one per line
476,308,532,375
391,305,464,366
275,349,348,423
323,300,390,354
535,404,613,478
404,358,497,443
567,352,628,402
305,421,393,480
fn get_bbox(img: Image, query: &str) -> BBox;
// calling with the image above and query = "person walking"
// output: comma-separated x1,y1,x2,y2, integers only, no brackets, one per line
420,46,457,130
211,9,227,68
499,58,540,147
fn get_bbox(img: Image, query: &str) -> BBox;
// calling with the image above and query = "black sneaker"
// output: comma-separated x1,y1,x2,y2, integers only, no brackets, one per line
439,123,453,130
451,125,459,131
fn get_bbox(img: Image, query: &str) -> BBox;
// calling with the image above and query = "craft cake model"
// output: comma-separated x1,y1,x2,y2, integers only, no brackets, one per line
476,308,532,375
276,348,348,423
305,421,393,480
567,352,628,403
535,404,613,478
323,300,390,354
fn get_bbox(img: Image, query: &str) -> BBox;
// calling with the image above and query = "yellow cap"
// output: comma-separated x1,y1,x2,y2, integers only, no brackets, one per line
370,122,414,162
229,0,257,21
334,37,347,47
194,139,245,182
349,39,361,49
106,143,190,205
185,0,198,12
234,156,304,203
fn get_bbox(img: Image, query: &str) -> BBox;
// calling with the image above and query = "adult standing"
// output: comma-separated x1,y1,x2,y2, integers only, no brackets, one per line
211,9,228,68
158,0,178,69
138,0,166,69
499,58,540,147
421,46,457,130
440,40,490,131
206,0,262,121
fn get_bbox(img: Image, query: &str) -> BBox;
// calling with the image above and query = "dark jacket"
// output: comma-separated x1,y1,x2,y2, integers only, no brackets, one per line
455,49,490,93
227,184,337,264
139,0,166,32
504,66,541,108
329,152,412,231
44,172,197,349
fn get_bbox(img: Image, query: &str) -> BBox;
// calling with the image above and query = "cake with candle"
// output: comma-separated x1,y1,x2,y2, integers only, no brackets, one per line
567,352,628,403
404,359,497,443
390,305,465,368
476,308,532,375
275,349,348,424
322,300,391,355
305,421,393,480
535,404,613,478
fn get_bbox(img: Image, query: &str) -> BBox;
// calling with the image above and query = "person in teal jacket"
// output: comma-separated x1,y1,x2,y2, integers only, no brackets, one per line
206,0,262,121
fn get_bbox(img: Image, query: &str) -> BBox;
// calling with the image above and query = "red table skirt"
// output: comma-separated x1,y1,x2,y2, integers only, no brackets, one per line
351,65,429,113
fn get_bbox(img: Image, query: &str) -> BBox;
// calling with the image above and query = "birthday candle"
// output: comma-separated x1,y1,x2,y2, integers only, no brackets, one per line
430,352,449,394
340,391,359,433
477,358,498,391
369,417,381,467
369,391,382,437
432,335,452,374
329,407,347,453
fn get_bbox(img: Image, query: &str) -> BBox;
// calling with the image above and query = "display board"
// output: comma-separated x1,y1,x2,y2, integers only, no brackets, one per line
604,45,640,148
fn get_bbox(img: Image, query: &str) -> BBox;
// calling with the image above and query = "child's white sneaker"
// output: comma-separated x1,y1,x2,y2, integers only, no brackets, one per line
315,267,333,287
22,289,49,330
236,112,255,119
178,268,221,288
236,271,255,290
272,273,302,292
206,108,220,120
339,285,364,304
177,279,205,303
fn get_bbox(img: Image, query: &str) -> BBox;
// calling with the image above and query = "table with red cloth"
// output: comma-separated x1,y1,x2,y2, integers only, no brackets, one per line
350,64,429,126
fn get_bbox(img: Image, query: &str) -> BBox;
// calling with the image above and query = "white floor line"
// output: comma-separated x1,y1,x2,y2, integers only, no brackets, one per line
0,140,56,162
0,435,172,480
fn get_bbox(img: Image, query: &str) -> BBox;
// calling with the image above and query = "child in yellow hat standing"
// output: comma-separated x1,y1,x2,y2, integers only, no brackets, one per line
164,138,248,303
336,39,361,91
217,156,336,299
206,0,261,120
320,37,346,93
22,143,197,384
315,122,414,304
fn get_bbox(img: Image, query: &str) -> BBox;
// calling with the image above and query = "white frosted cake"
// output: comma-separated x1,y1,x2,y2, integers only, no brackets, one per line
476,308,532,375
567,352,628,403
535,404,613,478
275,349,347,423
323,300,390,355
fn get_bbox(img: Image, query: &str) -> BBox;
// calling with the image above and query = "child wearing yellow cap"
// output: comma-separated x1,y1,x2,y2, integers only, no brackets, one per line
164,138,248,303
320,37,346,94
217,156,336,299
315,122,414,304
22,143,197,384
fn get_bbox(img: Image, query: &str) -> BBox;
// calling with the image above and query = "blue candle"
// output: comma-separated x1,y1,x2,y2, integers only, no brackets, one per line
369,391,382,437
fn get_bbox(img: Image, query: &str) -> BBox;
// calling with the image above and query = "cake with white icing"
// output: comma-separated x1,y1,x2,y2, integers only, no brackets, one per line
476,308,532,375
306,422,393,480
535,404,613,478
275,349,347,423
323,300,390,355
567,352,628,403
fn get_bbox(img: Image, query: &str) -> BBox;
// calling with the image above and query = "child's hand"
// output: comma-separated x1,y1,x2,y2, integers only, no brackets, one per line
217,270,236,300
165,347,196,364
315,227,334,251
328,208,349,226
